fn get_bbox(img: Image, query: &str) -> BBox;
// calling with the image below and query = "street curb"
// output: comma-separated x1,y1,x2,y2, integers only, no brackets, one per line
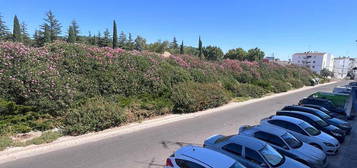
0,81,339,164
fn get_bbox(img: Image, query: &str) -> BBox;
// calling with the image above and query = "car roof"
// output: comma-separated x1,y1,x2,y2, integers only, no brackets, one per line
228,135,266,150
270,115,304,125
176,146,235,167
302,97,331,102
278,110,322,121
285,105,315,110
242,124,287,137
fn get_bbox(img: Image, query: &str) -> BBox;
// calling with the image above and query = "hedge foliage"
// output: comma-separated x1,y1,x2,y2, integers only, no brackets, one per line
0,41,318,135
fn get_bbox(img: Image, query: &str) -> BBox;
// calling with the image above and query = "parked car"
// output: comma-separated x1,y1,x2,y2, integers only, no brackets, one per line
286,105,352,134
239,124,328,168
299,98,346,117
276,111,346,143
260,115,340,155
164,145,246,168
204,134,310,168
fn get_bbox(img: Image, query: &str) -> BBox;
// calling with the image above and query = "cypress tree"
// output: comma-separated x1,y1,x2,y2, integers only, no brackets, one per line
13,15,22,42
198,36,203,59
180,41,184,54
112,20,118,49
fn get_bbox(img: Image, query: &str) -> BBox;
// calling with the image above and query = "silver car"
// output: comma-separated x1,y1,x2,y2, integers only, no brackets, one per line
260,115,340,155
164,145,246,168
239,124,328,168
204,134,309,168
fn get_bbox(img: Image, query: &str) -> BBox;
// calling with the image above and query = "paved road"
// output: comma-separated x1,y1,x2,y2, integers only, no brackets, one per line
0,81,350,168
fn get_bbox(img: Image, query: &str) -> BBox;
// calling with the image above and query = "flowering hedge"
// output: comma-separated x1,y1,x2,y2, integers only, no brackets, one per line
0,41,317,135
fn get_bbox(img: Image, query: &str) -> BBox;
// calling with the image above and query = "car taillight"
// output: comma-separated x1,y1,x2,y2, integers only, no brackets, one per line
166,158,174,167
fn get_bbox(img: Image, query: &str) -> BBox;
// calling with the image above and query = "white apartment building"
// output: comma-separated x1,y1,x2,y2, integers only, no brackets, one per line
291,52,334,74
333,57,357,79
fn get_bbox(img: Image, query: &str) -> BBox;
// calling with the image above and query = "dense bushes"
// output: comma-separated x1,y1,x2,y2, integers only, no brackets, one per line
0,41,319,136
0,99,55,135
64,96,127,135
228,83,268,98
171,82,230,113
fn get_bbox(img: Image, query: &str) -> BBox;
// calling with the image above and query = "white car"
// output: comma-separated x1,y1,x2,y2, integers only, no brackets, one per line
261,115,340,155
164,145,246,168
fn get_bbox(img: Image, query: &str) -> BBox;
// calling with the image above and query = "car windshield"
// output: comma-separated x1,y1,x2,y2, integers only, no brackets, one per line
315,119,329,127
299,122,321,136
259,145,284,167
315,110,332,119
229,162,246,168
281,133,302,149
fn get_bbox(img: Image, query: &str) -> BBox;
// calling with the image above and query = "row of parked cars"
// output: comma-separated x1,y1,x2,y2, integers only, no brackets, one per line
164,82,356,168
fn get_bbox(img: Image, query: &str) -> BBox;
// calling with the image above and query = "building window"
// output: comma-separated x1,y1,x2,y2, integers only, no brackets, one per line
312,66,315,68
313,61,315,63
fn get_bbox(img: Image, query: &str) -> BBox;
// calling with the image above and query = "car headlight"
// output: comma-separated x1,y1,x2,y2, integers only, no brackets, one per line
323,142,334,147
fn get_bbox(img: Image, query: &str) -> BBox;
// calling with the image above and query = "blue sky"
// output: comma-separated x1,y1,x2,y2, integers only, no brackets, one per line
1,0,357,60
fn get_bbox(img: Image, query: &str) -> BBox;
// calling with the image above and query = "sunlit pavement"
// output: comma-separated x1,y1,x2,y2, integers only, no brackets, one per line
328,117,357,167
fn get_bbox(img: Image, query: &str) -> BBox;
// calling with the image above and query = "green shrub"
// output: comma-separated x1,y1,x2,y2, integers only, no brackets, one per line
270,80,292,93
115,95,174,122
25,131,62,145
0,136,13,151
171,82,231,113
229,83,268,98
64,96,127,135
288,79,304,88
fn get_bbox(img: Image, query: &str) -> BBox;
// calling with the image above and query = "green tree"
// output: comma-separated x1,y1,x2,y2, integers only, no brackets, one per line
112,20,118,49
170,37,178,49
96,32,102,46
41,10,61,42
203,46,224,61
247,48,265,61
0,14,10,41
147,40,169,53
33,30,42,47
67,26,76,43
320,68,334,78
102,29,111,47
127,33,134,50
70,20,80,41
42,24,51,44
224,48,247,60
20,22,31,45
198,36,203,59
118,31,126,48
180,41,184,54
12,15,22,42
134,35,146,51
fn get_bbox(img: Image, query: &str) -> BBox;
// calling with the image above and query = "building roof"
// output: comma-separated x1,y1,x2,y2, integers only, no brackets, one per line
293,52,327,56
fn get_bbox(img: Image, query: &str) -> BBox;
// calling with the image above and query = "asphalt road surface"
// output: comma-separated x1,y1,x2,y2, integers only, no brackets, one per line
1,80,354,168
